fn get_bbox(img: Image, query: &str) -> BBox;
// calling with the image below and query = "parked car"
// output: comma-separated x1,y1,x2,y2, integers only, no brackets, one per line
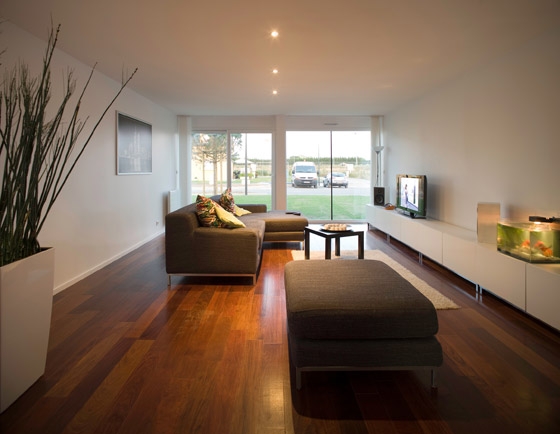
291,161,318,188
323,172,348,188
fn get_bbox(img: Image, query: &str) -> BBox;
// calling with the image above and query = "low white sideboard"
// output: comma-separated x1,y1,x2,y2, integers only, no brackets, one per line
366,204,560,330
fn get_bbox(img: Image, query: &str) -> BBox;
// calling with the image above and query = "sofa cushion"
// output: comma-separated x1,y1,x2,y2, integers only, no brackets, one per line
215,205,246,228
261,211,308,233
219,189,252,216
233,204,251,216
196,195,227,228
284,260,439,340
219,188,236,213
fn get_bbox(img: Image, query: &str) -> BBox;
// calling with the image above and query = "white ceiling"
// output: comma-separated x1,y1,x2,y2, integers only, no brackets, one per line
2,0,560,116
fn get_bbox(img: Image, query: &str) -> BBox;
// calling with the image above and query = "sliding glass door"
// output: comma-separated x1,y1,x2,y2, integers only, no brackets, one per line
286,130,370,221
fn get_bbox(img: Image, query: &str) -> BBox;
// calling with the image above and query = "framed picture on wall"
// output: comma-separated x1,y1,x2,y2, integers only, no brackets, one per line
116,112,152,175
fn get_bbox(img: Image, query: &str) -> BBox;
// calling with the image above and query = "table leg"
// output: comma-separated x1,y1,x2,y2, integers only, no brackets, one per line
358,232,364,259
325,238,332,259
304,229,310,259
335,237,341,256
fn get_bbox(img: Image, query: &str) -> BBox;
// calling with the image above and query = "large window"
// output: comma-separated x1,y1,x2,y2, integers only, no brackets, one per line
286,131,371,221
189,126,371,220
191,131,272,208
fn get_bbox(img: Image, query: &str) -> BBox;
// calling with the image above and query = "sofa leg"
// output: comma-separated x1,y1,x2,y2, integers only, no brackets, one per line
167,275,171,286
431,368,438,389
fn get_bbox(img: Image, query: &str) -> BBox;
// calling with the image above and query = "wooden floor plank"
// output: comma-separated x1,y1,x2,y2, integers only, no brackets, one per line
46,322,133,398
62,339,153,434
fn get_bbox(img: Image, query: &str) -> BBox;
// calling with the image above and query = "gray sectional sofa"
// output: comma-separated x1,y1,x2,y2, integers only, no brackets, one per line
165,195,308,284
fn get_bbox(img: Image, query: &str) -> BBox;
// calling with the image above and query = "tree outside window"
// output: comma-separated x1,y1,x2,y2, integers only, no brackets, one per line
191,133,242,196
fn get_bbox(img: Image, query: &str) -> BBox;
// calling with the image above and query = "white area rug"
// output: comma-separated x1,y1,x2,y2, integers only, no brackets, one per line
290,250,460,310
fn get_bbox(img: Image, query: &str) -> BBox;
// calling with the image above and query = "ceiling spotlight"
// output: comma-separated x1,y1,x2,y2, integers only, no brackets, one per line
271,30,279,38
272,68,278,74
272,90,278,95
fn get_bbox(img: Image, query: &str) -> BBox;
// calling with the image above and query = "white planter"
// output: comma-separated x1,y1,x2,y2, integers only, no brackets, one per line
0,248,54,413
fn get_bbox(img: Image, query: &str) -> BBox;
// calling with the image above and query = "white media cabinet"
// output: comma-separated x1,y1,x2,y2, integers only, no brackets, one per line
366,204,560,331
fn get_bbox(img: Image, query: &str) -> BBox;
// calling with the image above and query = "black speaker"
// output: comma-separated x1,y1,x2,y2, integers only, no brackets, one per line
373,187,385,206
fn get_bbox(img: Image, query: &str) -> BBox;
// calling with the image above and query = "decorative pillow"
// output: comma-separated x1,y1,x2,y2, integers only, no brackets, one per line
233,204,251,216
219,188,236,213
215,205,246,228
196,195,226,228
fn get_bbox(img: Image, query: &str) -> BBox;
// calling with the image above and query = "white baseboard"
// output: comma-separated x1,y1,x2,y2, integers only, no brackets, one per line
53,230,165,295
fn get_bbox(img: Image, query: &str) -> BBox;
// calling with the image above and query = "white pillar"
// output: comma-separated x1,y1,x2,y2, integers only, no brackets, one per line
274,115,287,210
178,115,192,207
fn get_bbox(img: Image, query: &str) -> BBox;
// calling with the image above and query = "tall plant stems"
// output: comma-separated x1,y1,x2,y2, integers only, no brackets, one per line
0,24,137,266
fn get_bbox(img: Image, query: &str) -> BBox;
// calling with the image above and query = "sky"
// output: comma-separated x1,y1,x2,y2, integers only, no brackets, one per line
286,131,371,160
241,131,371,160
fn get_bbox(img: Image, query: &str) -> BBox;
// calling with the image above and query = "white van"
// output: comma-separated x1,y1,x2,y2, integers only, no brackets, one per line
291,161,318,188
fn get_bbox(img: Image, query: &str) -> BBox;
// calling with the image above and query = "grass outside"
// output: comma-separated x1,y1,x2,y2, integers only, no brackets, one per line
191,183,370,220
234,195,369,220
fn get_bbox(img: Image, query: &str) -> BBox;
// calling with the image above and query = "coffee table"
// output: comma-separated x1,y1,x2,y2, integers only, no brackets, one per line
304,224,364,260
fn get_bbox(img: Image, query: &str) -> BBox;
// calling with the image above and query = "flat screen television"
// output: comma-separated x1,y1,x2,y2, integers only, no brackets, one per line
396,174,427,218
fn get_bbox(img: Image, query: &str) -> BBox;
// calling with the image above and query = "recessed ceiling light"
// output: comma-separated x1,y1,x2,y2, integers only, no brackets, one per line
271,30,279,38
272,90,278,95
272,68,278,74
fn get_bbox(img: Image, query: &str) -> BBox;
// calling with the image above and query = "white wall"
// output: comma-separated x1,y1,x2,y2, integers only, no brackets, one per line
2,23,177,293
383,26,560,231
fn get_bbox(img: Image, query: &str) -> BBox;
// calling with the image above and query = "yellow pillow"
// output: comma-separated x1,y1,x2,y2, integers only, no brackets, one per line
233,204,251,216
215,205,246,228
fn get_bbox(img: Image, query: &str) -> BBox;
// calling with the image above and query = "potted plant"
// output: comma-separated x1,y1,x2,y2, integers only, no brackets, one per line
0,24,136,412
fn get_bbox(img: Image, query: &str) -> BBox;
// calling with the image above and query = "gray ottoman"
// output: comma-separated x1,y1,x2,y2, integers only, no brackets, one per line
284,259,443,389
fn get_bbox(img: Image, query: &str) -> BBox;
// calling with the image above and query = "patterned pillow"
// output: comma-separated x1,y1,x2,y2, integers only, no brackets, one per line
196,195,227,228
219,188,236,213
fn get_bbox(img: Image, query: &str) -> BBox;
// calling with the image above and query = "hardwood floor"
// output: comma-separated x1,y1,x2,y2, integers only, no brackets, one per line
1,226,559,434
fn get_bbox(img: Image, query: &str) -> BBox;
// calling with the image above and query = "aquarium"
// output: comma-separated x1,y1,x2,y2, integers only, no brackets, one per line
497,221,560,263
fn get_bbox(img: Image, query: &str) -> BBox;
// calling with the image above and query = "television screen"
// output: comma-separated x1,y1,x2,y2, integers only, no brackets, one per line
396,174,427,218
